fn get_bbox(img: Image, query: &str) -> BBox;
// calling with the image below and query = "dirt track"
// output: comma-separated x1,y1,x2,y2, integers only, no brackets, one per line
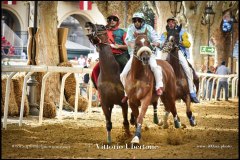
1,99,239,159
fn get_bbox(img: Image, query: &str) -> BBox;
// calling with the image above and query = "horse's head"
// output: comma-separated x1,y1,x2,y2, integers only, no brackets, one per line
84,22,108,45
162,24,182,55
161,35,180,62
162,36,177,52
134,29,152,65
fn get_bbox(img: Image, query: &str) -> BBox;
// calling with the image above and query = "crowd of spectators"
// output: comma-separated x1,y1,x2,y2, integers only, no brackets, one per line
1,36,15,56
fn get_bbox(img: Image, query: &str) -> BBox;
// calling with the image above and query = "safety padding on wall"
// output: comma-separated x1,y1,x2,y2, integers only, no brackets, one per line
27,27,33,65
27,27,40,65
58,28,69,63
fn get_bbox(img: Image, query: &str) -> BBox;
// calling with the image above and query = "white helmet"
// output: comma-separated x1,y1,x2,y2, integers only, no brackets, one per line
167,17,177,23
132,12,145,20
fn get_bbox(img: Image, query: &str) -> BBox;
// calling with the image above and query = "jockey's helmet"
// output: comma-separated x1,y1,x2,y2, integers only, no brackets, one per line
132,12,145,28
167,17,177,23
132,12,145,20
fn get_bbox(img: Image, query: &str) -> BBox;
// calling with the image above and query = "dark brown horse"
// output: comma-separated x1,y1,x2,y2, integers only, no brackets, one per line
85,22,130,144
125,30,181,144
161,35,199,127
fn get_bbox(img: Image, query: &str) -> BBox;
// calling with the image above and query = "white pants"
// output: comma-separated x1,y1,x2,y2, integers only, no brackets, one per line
178,50,195,93
120,54,163,94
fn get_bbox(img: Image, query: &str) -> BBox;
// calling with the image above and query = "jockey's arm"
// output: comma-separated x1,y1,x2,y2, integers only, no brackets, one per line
180,32,191,48
159,32,167,49
127,41,135,54
149,26,161,47
114,44,128,50
125,25,136,54
115,32,128,50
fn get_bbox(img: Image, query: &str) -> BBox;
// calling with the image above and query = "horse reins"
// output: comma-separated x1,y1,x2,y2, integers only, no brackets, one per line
162,41,184,64
94,31,110,46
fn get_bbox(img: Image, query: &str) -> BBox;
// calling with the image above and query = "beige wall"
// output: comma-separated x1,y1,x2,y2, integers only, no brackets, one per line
57,2,106,27
2,1,106,32
2,1,29,31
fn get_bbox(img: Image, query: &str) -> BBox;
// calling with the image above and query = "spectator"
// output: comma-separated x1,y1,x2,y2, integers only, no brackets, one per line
84,56,88,67
200,64,207,73
21,51,27,59
83,66,90,84
203,66,215,100
78,55,85,68
8,45,15,56
215,61,230,101
1,46,7,55
86,57,92,68
2,39,10,54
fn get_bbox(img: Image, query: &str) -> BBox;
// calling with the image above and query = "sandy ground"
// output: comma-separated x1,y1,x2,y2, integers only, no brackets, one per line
1,98,239,159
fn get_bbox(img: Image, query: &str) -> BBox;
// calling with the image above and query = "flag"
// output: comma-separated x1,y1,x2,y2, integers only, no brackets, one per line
79,1,92,10
3,1,17,5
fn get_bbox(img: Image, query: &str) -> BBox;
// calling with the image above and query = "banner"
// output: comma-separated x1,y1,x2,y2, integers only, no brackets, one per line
3,1,17,5
79,1,92,10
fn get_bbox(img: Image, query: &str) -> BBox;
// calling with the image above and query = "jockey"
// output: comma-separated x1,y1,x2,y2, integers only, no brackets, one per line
91,14,129,94
120,12,164,103
160,17,199,103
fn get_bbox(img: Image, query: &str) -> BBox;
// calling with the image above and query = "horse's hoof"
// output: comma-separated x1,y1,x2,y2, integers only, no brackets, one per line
153,116,159,124
107,136,112,144
130,119,135,126
158,119,163,126
189,117,197,126
131,136,139,144
174,120,181,128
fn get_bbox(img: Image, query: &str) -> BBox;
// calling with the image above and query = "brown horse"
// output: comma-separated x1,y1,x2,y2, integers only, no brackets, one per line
125,30,181,144
85,22,130,144
161,35,199,127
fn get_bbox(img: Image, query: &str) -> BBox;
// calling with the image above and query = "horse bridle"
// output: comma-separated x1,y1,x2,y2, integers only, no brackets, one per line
134,44,152,64
162,40,184,63
91,30,109,46
133,33,154,63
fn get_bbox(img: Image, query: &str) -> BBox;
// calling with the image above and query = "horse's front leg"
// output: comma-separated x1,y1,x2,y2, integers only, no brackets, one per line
129,102,139,126
184,96,197,126
121,102,131,136
102,104,113,144
131,98,151,144
152,101,159,125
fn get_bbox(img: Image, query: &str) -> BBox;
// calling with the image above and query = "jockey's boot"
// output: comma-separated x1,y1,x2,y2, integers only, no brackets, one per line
190,92,200,103
156,87,163,96
121,96,128,103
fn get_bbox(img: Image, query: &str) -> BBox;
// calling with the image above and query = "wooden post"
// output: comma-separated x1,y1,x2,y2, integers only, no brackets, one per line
58,28,69,63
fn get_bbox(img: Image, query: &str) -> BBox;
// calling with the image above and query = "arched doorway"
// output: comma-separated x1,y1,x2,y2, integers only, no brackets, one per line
60,14,95,60
2,9,23,57
2,9,21,33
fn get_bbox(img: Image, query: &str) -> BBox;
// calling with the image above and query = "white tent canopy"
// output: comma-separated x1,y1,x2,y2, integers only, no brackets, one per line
65,40,94,51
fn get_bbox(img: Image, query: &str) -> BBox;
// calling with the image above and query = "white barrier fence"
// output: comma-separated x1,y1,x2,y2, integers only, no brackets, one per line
1,65,239,129
2,65,93,129
196,72,238,101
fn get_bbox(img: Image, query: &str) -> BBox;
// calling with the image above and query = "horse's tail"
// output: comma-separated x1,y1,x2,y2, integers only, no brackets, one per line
188,62,199,93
